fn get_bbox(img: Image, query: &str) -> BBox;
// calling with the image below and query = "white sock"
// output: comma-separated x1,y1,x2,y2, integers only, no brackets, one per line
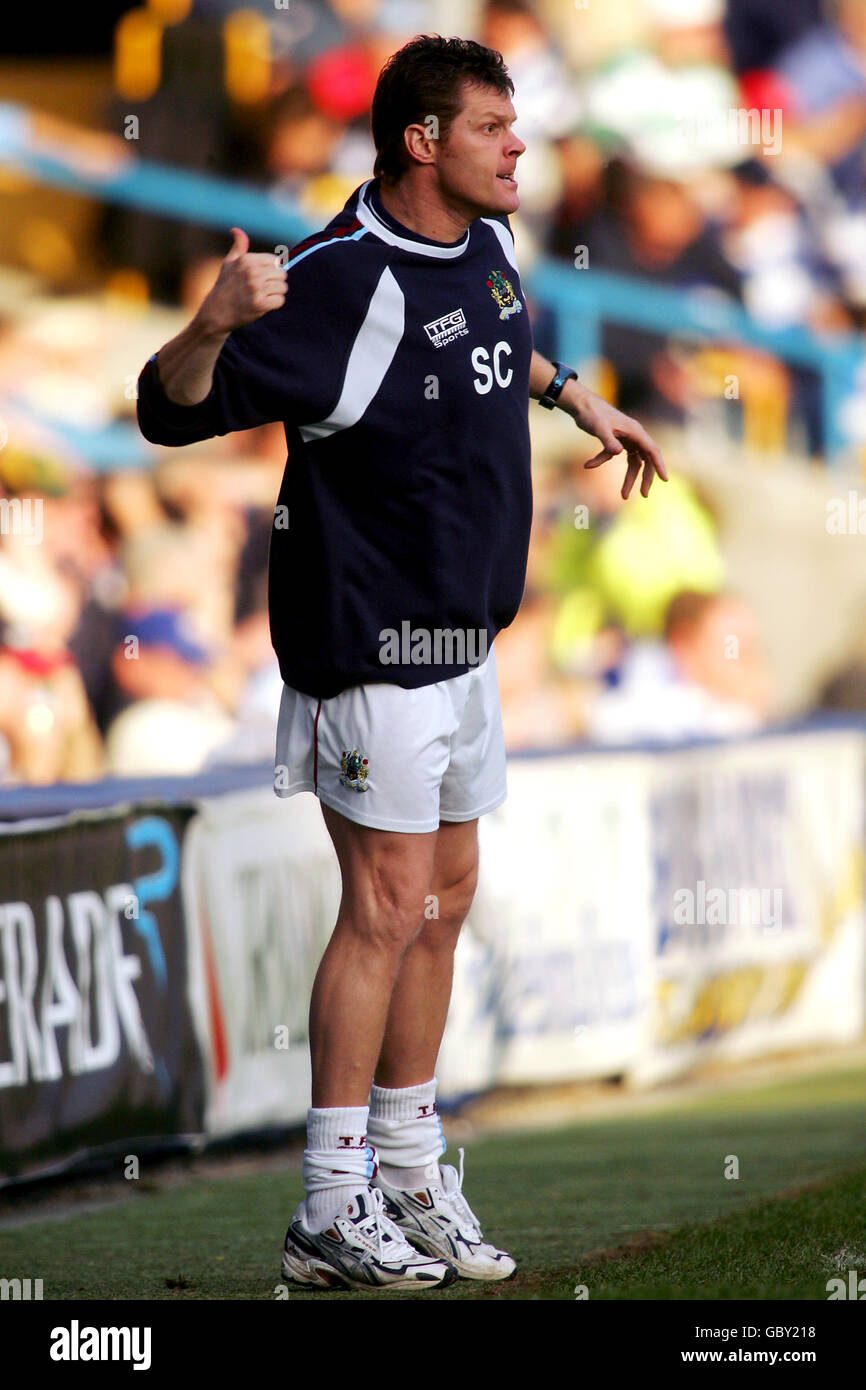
302,1106,377,1233
367,1079,445,1189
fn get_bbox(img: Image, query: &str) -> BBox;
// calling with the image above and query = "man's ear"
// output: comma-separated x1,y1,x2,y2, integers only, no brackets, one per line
403,119,439,168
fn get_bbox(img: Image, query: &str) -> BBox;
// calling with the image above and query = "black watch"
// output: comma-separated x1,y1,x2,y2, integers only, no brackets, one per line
538,361,578,409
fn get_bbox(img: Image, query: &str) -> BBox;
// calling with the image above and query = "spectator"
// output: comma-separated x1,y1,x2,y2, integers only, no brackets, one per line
569,160,744,420
209,566,283,764
104,608,234,775
771,0,866,312
582,0,741,177
587,589,774,744
482,0,583,142
0,634,102,784
773,0,866,212
724,0,822,76
722,159,847,329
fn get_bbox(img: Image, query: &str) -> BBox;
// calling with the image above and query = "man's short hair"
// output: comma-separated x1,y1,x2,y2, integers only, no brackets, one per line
371,35,514,184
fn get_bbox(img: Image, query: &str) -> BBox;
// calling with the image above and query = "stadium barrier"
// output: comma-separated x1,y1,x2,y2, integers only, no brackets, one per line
1,721,864,1184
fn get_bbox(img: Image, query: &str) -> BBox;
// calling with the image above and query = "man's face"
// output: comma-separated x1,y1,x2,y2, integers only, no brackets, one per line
434,83,525,219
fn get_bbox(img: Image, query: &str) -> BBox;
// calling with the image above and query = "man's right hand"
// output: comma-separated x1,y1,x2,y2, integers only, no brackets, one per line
195,227,288,336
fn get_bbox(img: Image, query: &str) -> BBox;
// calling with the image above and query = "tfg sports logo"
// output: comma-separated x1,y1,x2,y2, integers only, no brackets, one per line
424,307,468,349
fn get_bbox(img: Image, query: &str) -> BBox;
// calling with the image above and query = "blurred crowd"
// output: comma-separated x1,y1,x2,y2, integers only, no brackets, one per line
2,0,866,782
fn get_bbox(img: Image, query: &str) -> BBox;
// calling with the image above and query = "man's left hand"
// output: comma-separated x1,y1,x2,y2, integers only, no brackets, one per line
560,379,668,499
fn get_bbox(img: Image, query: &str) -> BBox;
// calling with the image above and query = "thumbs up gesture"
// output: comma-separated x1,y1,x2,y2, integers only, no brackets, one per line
196,228,288,335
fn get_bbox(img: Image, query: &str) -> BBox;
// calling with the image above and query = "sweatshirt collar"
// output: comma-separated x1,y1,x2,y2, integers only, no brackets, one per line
355,179,471,259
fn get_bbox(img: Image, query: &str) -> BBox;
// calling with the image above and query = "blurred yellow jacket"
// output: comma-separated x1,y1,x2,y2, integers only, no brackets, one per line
545,475,724,668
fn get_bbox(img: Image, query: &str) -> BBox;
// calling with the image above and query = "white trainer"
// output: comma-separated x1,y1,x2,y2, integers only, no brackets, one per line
281,1186,458,1291
374,1149,516,1281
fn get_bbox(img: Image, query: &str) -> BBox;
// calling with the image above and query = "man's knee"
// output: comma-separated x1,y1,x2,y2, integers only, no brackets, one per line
334,856,429,958
366,859,430,951
421,861,479,944
323,805,436,956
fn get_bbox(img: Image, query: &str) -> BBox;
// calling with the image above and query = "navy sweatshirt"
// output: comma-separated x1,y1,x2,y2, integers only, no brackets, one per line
136,179,534,699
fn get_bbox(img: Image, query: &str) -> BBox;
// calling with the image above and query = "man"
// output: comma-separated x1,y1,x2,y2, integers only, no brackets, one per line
137,34,666,1292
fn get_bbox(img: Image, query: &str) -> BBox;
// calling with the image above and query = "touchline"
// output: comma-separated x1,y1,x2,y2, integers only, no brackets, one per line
49,1321,152,1370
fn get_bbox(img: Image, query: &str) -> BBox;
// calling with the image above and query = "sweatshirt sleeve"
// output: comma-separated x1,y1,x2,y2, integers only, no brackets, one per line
136,239,372,447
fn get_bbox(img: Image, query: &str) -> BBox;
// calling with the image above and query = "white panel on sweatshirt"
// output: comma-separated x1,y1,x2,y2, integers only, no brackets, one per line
299,265,405,444
480,217,518,272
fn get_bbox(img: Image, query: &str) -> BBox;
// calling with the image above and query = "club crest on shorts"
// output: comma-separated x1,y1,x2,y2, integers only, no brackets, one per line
486,269,522,320
339,748,369,791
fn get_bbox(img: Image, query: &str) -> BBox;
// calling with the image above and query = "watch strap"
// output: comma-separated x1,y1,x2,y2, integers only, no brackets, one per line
538,361,578,409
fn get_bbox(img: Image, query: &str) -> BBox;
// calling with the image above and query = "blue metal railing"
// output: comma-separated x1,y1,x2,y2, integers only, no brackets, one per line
530,261,863,464
0,103,311,244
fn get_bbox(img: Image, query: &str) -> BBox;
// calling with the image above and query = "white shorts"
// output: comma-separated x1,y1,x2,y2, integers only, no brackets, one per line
274,647,507,833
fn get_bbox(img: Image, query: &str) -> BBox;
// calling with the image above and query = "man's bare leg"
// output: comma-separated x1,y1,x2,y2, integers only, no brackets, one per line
284,806,460,1284
309,803,438,1107
374,818,479,1088
361,816,514,1278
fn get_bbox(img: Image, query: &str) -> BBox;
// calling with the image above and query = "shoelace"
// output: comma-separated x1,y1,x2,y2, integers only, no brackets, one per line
440,1148,483,1242
355,1187,417,1262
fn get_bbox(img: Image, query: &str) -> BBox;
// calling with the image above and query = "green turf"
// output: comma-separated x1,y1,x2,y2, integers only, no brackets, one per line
2,1064,866,1300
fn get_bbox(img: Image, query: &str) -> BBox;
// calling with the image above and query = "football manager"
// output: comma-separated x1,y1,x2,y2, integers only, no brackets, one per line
137,33,666,1292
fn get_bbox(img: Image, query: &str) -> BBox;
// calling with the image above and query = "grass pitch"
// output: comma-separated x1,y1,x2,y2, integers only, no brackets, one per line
2,1063,865,1300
